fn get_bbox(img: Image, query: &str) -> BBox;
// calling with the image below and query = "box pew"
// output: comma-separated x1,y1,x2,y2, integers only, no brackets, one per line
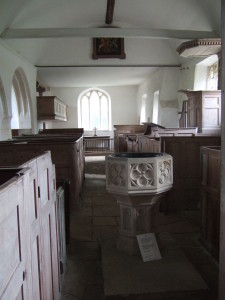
137,134,221,212
114,124,199,153
114,125,145,152
0,152,61,299
160,135,221,212
56,183,67,285
143,123,198,137
138,136,161,153
200,146,221,259
39,128,84,135
0,133,84,211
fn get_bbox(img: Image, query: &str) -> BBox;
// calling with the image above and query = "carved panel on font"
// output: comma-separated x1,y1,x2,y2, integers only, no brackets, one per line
130,163,154,187
158,160,172,185
107,162,126,187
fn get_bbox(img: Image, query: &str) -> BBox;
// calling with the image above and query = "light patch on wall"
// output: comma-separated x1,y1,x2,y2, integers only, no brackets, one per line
152,91,159,124
140,94,147,124
11,86,19,129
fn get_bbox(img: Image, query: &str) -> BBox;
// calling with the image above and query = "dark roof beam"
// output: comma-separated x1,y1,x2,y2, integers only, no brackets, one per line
105,0,115,25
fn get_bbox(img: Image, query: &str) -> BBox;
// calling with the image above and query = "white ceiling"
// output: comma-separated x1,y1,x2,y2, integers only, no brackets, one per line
0,0,221,87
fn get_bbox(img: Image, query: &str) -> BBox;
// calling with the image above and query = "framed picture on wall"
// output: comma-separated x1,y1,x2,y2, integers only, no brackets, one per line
92,37,126,59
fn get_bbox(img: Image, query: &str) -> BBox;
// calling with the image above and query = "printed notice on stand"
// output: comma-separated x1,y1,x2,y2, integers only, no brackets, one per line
137,233,162,262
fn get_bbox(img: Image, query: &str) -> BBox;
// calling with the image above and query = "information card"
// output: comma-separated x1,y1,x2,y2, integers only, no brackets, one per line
137,233,162,262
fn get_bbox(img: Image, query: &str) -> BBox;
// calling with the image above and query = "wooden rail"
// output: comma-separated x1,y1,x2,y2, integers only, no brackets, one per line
84,137,114,155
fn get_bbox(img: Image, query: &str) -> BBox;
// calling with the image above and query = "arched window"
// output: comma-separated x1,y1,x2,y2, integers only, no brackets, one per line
11,68,32,129
78,88,111,131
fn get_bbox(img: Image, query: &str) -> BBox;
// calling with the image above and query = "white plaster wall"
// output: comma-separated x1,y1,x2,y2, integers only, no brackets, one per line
160,68,180,127
137,67,180,128
178,57,219,113
137,81,154,124
45,85,138,137
0,41,37,140
194,65,208,90
177,58,204,108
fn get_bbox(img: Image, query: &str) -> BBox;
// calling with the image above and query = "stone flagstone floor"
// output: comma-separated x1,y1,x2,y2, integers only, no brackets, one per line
61,156,219,300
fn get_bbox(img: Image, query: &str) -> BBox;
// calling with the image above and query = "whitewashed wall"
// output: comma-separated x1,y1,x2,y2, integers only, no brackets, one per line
0,41,37,140
137,67,180,128
177,57,205,108
43,85,138,137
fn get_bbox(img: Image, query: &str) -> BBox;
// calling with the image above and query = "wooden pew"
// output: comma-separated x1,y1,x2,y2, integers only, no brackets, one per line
0,133,84,211
0,152,61,299
160,135,221,212
200,146,221,259
114,125,145,152
39,128,84,135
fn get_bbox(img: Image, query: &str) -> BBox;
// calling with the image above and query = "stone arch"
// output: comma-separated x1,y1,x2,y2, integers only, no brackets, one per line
0,76,10,140
11,67,32,129
0,76,8,118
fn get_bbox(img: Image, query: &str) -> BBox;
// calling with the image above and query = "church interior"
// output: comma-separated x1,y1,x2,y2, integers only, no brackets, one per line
0,0,224,299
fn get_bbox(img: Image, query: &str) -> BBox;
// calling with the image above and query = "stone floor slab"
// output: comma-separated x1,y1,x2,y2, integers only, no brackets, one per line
93,225,118,240
100,233,208,299
159,220,199,234
82,284,104,300
93,205,120,217
70,223,93,241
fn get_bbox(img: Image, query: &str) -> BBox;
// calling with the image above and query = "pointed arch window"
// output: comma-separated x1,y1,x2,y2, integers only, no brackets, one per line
78,88,111,131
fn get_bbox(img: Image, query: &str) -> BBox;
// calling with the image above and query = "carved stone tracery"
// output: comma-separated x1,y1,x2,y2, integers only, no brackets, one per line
130,163,154,187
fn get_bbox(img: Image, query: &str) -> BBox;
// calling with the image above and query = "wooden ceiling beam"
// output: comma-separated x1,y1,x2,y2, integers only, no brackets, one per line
1,28,218,40
105,0,115,24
